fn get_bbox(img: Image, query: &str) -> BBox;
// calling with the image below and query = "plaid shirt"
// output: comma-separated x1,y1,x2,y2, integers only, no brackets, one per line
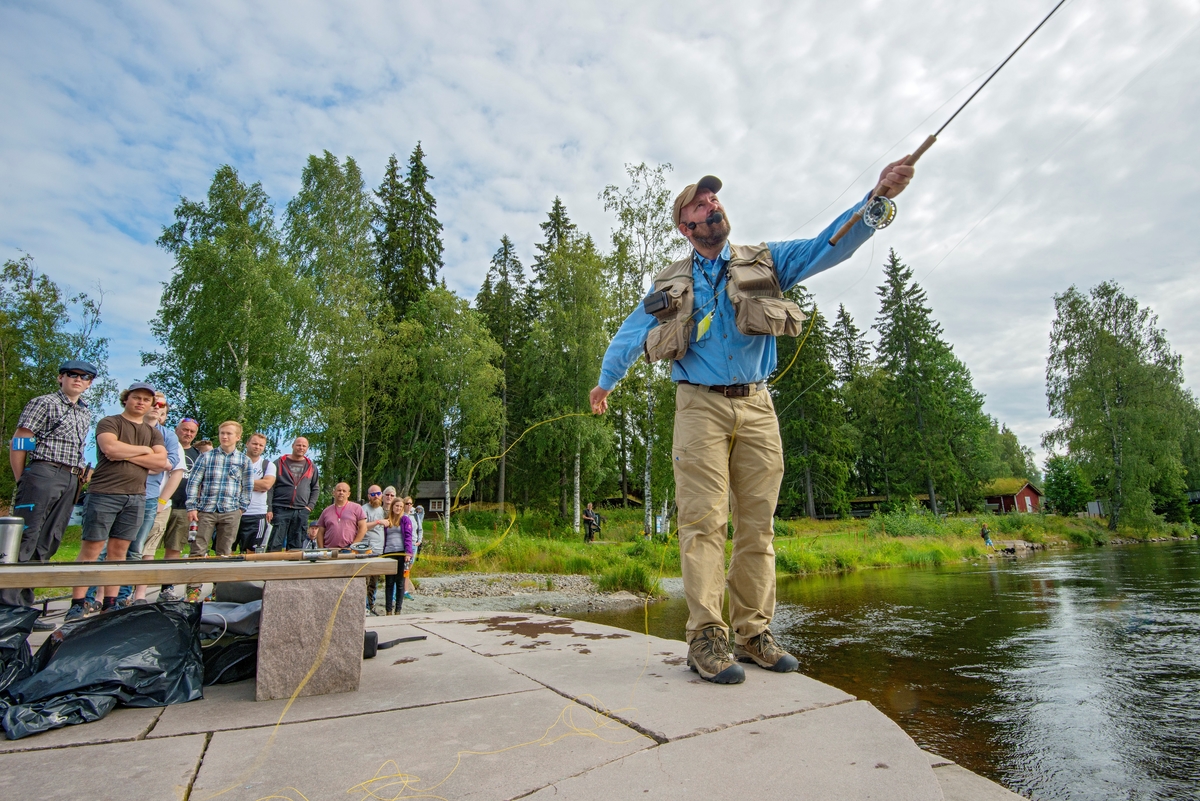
16,390,91,468
186,447,253,513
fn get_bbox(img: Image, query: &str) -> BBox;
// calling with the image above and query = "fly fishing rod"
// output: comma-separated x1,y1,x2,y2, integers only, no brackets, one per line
828,0,1069,246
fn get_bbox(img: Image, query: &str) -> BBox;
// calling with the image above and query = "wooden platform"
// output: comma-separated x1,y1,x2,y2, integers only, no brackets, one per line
0,556,396,588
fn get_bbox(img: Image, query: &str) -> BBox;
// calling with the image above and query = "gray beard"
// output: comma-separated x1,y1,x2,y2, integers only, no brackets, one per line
692,216,731,249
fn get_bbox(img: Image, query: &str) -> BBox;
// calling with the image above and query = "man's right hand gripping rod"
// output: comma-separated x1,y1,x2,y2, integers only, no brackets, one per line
828,134,936,246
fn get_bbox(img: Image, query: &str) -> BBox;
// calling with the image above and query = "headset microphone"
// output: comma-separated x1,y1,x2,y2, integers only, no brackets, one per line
686,210,724,231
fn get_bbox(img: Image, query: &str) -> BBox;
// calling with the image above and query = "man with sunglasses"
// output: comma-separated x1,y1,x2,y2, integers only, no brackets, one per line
1,360,97,625
362,484,387,613
159,416,200,601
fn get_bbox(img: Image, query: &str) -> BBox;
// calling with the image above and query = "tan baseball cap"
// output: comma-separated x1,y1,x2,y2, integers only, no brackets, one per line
672,175,723,226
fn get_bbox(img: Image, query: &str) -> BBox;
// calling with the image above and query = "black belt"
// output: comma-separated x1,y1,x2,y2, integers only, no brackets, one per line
681,381,766,398
31,459,85,476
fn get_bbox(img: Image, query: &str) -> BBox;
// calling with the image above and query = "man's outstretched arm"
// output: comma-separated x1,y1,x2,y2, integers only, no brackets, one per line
592,303,657,414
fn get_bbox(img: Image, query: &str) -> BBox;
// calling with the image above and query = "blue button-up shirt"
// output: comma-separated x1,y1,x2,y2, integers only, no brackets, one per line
598,198,875,390
144,424,184,499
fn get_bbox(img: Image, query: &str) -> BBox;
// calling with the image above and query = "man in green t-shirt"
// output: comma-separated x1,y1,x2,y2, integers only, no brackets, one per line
66,382,169,621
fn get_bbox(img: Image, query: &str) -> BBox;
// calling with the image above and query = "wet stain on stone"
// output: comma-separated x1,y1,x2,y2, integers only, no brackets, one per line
875,763,889,770
393,657,418,665
577,648,591,655
460,615,630,641
519,639,551,649
425,653,443,657
502,640,516,646
662,656,687,666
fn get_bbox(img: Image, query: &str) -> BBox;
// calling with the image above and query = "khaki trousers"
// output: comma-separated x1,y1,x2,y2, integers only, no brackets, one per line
673,382,783,645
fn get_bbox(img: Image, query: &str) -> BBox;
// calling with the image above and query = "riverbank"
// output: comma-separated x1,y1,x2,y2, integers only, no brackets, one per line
413,506,1196,588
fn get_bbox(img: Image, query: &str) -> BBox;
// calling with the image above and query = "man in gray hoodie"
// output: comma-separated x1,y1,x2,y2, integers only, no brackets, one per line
266,437,319,551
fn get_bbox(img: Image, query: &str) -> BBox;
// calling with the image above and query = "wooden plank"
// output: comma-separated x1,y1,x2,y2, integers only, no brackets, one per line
0,557,397,589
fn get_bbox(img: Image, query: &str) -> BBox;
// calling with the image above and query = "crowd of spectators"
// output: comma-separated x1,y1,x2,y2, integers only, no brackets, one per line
4,360,426,630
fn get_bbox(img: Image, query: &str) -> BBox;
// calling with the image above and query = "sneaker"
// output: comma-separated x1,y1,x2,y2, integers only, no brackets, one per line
64,603,87,623
32,617,57,632
366,608,379,617
403,592,414,600
130,598,150,606
159,585,179,602
686,626,745,684
185,586,202,603
733,629,800,673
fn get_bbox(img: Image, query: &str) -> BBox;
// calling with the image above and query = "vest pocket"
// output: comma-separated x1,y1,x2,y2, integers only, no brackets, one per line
644,316,695,363
733,296,806,337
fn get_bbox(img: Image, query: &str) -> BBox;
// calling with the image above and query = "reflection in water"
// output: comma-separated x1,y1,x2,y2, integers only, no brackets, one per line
571,542,1200,801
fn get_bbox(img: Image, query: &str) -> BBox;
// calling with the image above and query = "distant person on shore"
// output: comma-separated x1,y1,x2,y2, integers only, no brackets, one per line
582,503,599,544
383,497,415,614
981,523,997,552
2,359,96,626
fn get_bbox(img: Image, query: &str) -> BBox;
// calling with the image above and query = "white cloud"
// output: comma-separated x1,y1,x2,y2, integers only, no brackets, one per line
3,0,1199,463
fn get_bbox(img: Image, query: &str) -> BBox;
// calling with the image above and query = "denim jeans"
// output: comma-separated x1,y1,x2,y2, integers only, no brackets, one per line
86,496,156,604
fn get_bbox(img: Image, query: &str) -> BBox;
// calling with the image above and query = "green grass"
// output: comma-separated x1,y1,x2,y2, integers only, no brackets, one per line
410,503,1191,585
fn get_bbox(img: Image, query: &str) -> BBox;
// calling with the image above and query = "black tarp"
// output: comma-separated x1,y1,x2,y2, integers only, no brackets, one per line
1,600,204,740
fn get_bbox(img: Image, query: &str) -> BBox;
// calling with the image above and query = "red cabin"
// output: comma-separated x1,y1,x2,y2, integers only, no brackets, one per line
983,478,1043,514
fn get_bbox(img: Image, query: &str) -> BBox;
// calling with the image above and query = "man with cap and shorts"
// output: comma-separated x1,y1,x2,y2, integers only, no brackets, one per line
65,382,169,622
2,360,97,627
590,161,914,683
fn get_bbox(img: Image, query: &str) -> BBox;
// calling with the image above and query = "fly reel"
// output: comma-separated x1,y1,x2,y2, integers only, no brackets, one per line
861,195,897,230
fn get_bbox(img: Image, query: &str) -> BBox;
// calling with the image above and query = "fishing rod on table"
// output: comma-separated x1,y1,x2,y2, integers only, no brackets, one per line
828,0,1070,246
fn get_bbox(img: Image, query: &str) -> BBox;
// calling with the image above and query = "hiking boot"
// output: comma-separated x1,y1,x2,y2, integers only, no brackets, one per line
686,626,745,684
33,617,57,632
733,629,799,673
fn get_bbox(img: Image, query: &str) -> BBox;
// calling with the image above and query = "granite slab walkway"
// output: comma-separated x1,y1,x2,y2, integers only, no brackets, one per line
1,610,1023,800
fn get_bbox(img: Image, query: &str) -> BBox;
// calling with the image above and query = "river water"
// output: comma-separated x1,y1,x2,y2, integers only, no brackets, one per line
570,541,1200,800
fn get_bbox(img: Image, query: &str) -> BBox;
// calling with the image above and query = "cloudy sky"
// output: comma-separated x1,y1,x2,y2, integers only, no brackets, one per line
3,0,1198,462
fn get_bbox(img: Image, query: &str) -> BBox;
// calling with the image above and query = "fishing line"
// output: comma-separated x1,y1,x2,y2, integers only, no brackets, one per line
827,0,1072,246
919,14,1200,280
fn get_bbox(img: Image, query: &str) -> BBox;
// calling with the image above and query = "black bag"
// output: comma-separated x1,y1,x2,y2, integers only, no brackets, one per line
0,605,39,696
1,601,204,740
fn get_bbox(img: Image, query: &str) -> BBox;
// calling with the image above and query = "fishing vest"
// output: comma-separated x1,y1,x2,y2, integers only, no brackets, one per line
643,243,806,363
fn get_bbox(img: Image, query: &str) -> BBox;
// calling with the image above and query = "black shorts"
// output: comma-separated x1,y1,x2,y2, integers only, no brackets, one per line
82,493,144,542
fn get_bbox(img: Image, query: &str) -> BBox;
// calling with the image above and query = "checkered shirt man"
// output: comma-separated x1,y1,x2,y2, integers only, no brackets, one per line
18,390,91,468
186,447,252,513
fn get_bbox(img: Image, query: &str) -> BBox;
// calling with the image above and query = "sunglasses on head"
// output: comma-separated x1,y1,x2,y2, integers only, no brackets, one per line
63,371,94,380
180,418,198,425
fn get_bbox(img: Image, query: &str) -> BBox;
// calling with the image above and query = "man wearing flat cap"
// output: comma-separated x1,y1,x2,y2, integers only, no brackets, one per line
591,160,913,684
1,360,98,623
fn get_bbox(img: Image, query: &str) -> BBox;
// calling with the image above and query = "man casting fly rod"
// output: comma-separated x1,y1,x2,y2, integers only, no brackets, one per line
590,161,914,684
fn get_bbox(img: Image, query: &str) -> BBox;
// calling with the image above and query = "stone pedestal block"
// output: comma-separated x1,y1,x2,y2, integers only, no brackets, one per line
256,577,366,701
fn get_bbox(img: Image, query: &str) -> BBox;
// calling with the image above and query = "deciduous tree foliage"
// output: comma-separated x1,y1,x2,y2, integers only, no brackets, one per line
0,256,114,498
150,165,299,439
1043,455,1094,515
1044,282,1196,529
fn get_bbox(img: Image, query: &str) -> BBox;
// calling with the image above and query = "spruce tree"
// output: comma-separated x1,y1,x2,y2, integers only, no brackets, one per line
830,304,870,384
374,144,444,317
475,235,530,508
774,289,853,518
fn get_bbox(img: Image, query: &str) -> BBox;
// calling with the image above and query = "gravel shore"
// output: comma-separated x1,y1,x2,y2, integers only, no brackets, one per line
395,572,684,614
